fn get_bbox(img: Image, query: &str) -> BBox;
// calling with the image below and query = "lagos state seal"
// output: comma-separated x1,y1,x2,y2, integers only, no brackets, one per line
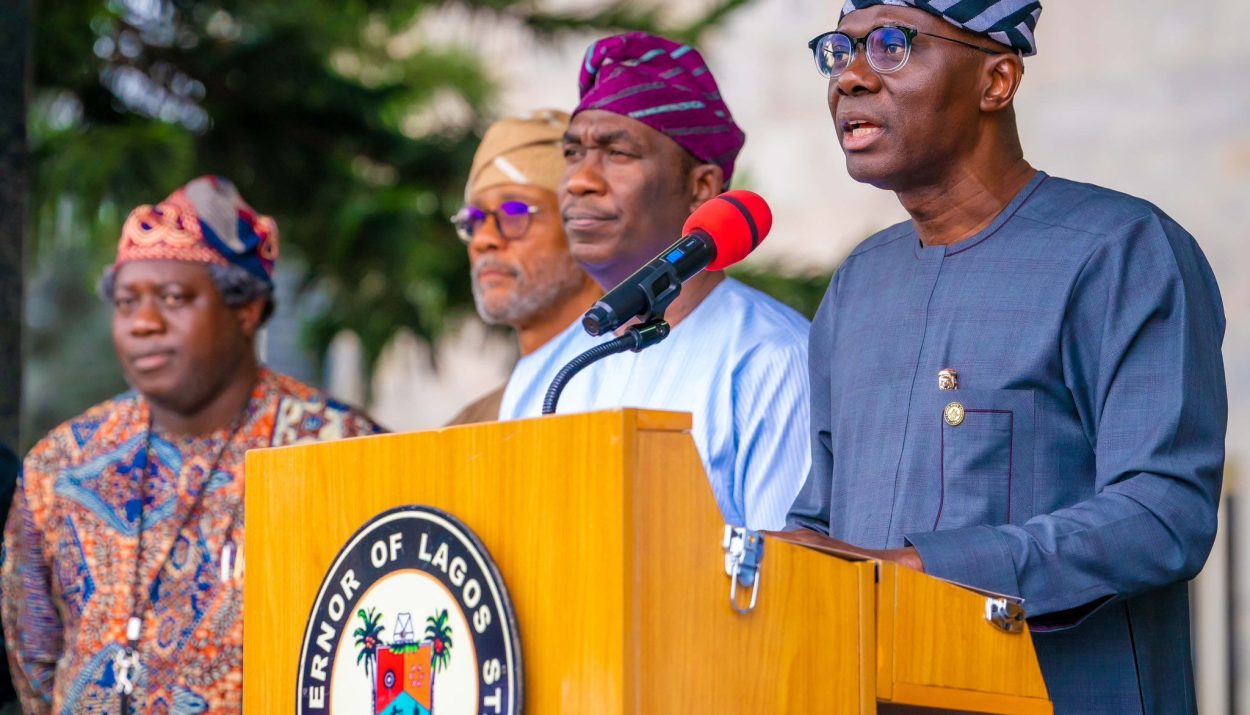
296,506,522,714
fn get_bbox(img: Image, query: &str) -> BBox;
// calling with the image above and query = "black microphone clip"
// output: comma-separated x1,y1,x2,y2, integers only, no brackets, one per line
581,232,712,337
582,261,678,337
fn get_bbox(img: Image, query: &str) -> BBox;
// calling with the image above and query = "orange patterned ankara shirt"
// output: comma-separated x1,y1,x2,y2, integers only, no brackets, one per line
2,368,383,714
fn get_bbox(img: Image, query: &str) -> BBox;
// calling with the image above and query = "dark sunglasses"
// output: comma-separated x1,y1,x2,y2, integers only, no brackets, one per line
450,200,539,244
807,25,1003,78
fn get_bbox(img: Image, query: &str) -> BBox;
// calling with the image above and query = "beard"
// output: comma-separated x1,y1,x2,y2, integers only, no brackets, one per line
471,253,589,327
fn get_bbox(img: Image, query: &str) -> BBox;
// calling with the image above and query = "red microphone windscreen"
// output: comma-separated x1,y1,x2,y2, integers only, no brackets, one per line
682,190,773,271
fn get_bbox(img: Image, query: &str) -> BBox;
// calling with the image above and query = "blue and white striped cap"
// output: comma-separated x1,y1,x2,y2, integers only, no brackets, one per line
840,0,1042,57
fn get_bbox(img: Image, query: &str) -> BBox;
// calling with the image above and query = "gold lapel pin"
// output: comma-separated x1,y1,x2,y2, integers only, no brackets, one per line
944,402,966,427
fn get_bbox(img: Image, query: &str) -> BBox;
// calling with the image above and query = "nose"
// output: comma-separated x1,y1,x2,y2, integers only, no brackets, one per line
562,153,607,198
834,47,881,97
468,215,505,256
128,297,167,336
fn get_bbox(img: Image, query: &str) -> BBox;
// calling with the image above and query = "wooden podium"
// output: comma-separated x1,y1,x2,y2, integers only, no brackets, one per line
244,409,1051,713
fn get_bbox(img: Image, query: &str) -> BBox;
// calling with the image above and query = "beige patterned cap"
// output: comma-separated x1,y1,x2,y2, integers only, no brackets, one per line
465,110,569,201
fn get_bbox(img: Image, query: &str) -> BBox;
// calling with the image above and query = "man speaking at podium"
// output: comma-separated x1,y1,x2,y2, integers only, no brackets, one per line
785,1,1226,712
2,178,382,713
500,32,811,532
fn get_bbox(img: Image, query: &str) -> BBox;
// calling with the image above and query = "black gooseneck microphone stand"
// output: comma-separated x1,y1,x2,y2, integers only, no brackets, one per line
541,318,670,415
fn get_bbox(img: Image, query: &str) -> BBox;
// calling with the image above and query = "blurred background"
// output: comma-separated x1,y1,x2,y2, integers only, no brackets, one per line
0,0,1246,711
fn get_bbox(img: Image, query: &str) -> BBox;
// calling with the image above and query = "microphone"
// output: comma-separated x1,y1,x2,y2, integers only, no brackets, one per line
581,190,772,337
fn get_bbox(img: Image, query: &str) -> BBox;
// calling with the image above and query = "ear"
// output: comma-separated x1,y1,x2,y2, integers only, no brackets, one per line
981,54,1025,113
234,298,267,339
687,163,724,213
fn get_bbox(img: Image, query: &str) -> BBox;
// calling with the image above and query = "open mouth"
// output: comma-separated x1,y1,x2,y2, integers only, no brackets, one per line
842,119,883,139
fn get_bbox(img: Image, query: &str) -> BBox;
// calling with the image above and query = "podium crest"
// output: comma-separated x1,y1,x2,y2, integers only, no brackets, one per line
296,506,521,714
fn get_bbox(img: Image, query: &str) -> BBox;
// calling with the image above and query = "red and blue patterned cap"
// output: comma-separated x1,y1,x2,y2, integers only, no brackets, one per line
574,32,745,186
116,175,279,282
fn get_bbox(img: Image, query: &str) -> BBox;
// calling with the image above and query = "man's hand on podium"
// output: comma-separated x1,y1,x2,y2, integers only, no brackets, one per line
762,529,926,573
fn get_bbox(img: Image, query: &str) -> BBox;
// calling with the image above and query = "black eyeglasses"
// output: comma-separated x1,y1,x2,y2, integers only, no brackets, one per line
807,25,1003,78
451,200,539,244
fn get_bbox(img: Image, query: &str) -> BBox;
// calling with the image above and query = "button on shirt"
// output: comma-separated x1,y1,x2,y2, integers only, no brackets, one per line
501,278,811,531
788,172,1226,713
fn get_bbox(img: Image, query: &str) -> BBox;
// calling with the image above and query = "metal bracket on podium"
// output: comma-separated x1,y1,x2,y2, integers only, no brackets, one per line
985,597,1025,633
723,526,764,615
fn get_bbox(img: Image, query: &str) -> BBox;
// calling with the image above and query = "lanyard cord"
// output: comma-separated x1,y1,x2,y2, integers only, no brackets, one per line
118,410,247,713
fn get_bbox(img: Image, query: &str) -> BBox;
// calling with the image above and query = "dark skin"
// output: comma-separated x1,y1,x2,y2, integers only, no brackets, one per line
560,110,725,327
111,260,265,436
467,183,600,356
830,6,1036,247
796,8,1038,572
764,528,924,571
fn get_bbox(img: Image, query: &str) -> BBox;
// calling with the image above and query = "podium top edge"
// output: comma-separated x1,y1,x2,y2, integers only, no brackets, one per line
245,409,696,457
443,408,694,433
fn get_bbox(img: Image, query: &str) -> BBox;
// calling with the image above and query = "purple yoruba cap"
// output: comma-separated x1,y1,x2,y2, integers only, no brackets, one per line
575,32,746,186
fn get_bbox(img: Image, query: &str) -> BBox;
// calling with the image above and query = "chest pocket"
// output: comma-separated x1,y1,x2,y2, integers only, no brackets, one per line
934,388,1035,530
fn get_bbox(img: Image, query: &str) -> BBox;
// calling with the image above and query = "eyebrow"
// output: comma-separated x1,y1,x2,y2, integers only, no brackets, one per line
562,130,636,148
116,280,192,292
836,13,912,33
491,189,540,203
